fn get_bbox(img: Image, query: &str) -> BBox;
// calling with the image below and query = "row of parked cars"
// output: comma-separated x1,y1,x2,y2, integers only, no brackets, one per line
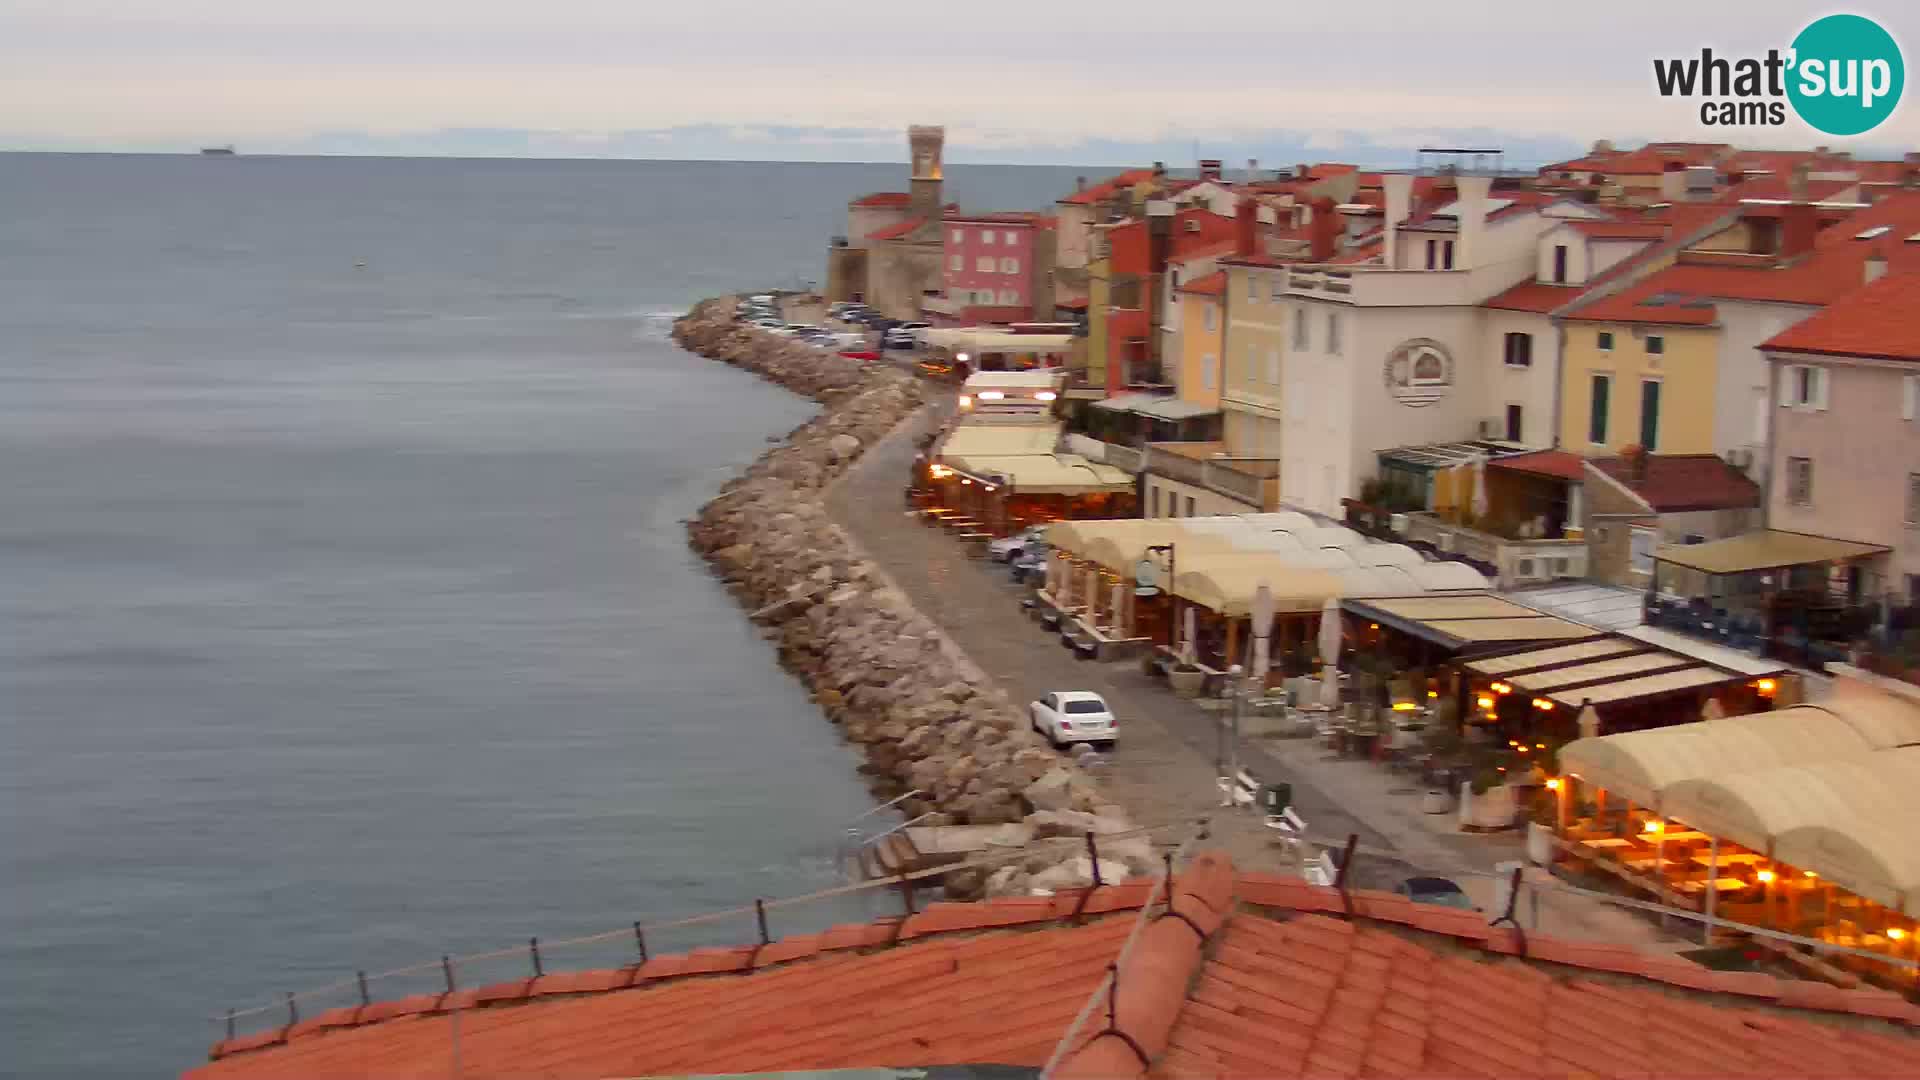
827,302,928,351
736,296,867,351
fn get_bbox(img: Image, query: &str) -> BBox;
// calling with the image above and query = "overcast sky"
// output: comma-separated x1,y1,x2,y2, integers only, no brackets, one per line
4,0,1914,163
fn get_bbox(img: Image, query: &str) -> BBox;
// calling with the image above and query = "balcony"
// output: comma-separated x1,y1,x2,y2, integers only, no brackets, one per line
1145,442,1283,510
1103,444,1146,474
1399,512,1587,587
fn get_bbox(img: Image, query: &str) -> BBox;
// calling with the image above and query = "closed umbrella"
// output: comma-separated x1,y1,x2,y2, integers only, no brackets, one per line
1250,583,1275,686
1471,454,1490,522
1699,697,1725,721
1577,703,1601,740
1317,596,1343,708
1181,605,1198,665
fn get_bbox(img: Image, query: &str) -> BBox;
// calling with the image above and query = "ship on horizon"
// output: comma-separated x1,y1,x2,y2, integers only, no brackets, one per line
200,145,236,156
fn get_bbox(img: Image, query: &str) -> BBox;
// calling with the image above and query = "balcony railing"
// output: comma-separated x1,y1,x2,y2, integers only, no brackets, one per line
1400,513,1587,587
1144,445,1208,488
1143,444,1281,509
1104,444,1146,475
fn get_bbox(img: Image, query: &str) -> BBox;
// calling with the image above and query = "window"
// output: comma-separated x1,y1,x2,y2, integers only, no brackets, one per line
982,231,995,245
1908,473,1920,525
1640,379,1661,450
1201,305,1216,332
1598,330,1614,351
1247,274,1259,303
1150,489,1160,517
998,289,1018,304
1906,375,1919,420
1293,307,1309,349
1442,240,1456,269
1780,364,1830,410
1270,278,1285,301
950,228,963,244
1326,312,1343,355
976,255,995,272
1503,332,1533,368
1787,456,1814,506
948,254,962,271
1003,230,1017,245
1425,239,1437,270
1646,335,1665,356
1063,699,1107,715
1246,343,1258,384
1185,496,1196,516
1589,374,1612,444
1505,404,1523,442
999,257,1019,274
1266,348,1280,384
1552,244,1568,283
1629,527,1655,575
1202,353,1217,391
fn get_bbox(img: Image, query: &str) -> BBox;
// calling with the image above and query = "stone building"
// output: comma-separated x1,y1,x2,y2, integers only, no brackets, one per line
826,125,950,317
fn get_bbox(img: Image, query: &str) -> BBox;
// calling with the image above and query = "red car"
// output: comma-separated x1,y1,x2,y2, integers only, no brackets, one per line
839,350,880,362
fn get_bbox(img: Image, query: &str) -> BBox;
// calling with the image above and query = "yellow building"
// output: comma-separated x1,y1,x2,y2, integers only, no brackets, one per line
1219,260,1288,458
1557,316,1720,455
1175,272,1225,408
1084,252,1112,390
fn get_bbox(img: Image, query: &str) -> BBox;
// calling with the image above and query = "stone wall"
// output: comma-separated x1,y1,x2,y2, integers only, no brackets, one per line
672,299,1150,896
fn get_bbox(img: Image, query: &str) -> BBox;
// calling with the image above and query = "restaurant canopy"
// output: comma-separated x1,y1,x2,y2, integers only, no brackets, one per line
1464,631,1781,710
1343,594,1591,652
944,454,1133,495
938,423,1060,458
1653,529,1890,575
1558,707,1879,809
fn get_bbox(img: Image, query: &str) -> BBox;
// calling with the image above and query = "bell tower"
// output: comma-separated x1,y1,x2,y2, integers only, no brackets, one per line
908,125,945,221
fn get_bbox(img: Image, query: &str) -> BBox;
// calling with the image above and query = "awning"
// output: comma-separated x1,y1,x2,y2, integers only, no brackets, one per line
1549,665,1739,708
1466,638,1647,678
1400,561,1492,592
1133,398,1219,422
945,453,1132,495
1171,566,1347,617
938,423,1060,458
1653,529,1890,574
1559,707,1877,808
1345,594,1598,651
1090,392,1162,414
1352,543,1426,568
1511,652,1701,693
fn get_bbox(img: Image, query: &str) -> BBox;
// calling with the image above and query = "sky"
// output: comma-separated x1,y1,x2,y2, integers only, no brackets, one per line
3,0,1916,165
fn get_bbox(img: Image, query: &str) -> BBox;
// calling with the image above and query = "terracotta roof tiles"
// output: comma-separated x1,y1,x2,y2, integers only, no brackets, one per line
851,191,912,207
1484,280,1585,314
1762,271,1920,363
188,855,1920,1080
867,216,929,241
1178,270,1227,296
1590,453,1762,512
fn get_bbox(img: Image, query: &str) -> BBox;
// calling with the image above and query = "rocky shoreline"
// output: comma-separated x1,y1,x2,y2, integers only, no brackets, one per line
672,298,1151,896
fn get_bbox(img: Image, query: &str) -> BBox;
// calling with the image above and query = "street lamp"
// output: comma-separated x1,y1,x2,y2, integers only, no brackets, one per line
1145,543,1176,650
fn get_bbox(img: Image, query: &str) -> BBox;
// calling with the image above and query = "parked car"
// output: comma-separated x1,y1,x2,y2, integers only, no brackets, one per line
883,330,917,350
1393,876,1477,910
988,525,1048,562
1029,691,1117,749
1010,542,1049,583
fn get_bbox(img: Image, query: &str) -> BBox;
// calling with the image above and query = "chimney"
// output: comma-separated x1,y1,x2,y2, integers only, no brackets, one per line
1075,175,1087,193
1789,161,1811,200
1659,160,1687,202
1865,244,1889,284
1780,200,1818,259
1295,163,1310,182
1309,196,1339,262
1235,197,1258,257
1453,174,1492,271
1152,160,1166,177
1246,158,1259,183
1382,173,1413,269
1199,159,1223,182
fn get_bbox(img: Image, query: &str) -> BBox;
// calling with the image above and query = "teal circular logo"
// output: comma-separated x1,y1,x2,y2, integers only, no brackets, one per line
1788,14,1904,136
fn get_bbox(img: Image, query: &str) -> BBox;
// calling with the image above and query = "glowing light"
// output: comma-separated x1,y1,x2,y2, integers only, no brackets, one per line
1533,698,1555,711
1477,695,1495,710
960,478,972,486
1889,927,1908,941
958,394,973,408
1035,391,1057,401
1490,682,1513,695
1755,678,1777,694
1427,690,1439,698
1805,870,1819,879
983,485,997,493
1516,745,1530,754
1643,820,1664,835
1545,778,1562,791
1368,623,1379,630
1756,870,1775,883
928,464,953,479
1391,702,1418,712
1536,743,1547,750
977,390,1005,400
955,352,969,363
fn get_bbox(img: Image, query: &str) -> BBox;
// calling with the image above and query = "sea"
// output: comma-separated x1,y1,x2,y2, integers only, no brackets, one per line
0,152,1085,1077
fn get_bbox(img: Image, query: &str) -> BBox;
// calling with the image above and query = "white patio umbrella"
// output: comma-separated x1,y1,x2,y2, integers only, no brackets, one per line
1471,454,1491,521
1317,596,1343,707
1250,583,1275,685
1181,605,1198,665
1700,697,1725,721
1109,582,1125,632
1576,703,1601,740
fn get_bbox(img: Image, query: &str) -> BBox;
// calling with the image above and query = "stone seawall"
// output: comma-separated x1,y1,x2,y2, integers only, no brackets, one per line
673,298,1150,896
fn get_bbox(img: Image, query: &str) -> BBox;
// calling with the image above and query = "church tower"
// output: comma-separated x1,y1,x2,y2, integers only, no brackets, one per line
908,125,945,221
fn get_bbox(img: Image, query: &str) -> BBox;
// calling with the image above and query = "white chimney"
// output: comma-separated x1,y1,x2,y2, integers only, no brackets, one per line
1866,249,1889,284
1246,158,1260,183
1453,174,1492,271
1382,173,1413,269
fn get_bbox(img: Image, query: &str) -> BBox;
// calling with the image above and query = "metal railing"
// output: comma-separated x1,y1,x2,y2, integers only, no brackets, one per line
1104,444,1146,475
208,821,1190,1046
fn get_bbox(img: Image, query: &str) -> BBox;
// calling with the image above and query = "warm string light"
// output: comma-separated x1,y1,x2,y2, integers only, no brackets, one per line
1545,778,1562,791
1643,820,1664,835
1756,870,1775,883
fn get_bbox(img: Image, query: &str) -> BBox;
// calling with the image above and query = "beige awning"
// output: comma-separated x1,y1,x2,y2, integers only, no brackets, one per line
1345,594,1595,650
1653,529,1890,575
945,454,1132,495
1465,638,1646,677
1549,665,1739,708
1559,707,1878,808
938,423,1060,458
1511,652,1699,693
1813,693,1920,750
1171,565,1345,616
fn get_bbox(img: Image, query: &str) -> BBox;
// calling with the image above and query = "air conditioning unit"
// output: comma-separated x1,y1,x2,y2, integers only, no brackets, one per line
1725,448,1753,470
1476,418,1503,439
1515,557,1538,581
1389,513,1410,535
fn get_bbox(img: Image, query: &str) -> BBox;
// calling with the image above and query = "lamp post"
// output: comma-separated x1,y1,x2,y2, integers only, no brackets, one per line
1146,543,1176,650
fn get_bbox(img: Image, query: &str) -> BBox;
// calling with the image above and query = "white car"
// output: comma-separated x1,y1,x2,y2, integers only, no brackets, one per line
988,525,1047,562
1030,691,1117,749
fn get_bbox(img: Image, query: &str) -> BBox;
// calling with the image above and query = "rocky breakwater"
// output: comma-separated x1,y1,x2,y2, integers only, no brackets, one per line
673,299,1155,897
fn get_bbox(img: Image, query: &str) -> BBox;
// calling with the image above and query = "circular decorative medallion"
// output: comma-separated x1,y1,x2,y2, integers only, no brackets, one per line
1383,338,1454,408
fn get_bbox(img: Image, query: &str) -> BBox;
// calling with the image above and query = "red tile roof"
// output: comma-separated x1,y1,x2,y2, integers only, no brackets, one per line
1565,219,1675,240
1590,453,1762,512
1489,449,1588,482
1762,271,1920,363
1058,297,1089,310
1178,270,1226,296
1167,237,1239,265
1483,281,1584,314
868,217,930,241
1061,168,1161,205
851,191,912,207
957,304,1035,325
950,211,1058,229
191,854,1920,1080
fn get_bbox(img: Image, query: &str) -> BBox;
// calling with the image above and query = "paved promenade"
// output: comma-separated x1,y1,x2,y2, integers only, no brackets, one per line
825,393,1684,947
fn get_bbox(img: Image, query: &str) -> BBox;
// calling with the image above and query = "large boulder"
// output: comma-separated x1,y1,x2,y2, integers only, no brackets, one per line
1022,767,1076,812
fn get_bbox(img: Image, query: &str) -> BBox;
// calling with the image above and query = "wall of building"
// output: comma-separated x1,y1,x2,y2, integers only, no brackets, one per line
1558,323,1720,455
849,206,911,248
1085,256,1112,389
945,222,1038,308
1177,292,1223,408
1143,474,1256,518
868,240,946,319
1055,203,1095,270
1582,468,1651,587
1220,265,1288,460
825,246,869,304
1712,300,1819,485
1768,356,1920,599
1483,309,1558,446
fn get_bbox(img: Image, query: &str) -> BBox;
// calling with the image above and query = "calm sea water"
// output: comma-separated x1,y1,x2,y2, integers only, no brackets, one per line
0,152,1083,1077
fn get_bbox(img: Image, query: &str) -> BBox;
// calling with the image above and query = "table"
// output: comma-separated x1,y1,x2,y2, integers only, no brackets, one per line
1673,878,1749,894
1691,852,1766,868
1622,857,1676,872
1581,837,1636,850
1654,830,1709,843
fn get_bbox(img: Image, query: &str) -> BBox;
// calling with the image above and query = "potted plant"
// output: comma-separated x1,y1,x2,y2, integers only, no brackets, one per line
1168,661,1206,699
1464,765,1517,830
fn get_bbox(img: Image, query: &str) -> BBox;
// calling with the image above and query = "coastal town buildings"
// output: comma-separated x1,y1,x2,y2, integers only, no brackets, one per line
924,211,1058,325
